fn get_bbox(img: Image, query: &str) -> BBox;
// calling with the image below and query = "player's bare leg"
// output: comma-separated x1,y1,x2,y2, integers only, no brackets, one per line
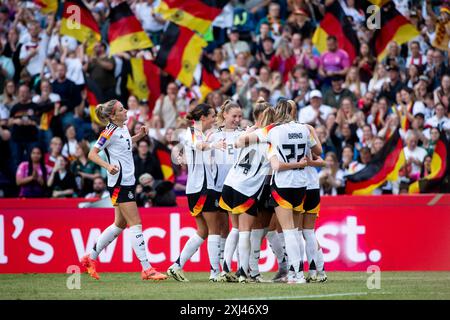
119,202,167,280
168,214,208,282
80,207,126,280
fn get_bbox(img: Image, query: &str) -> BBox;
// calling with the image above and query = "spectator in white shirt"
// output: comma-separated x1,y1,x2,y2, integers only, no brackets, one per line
406,41,427,69
320,151,345,196
19,19,53,78
222,28,251,66
298,89,334,126
425,103,450,132
134,0,165,45
403,130,428,181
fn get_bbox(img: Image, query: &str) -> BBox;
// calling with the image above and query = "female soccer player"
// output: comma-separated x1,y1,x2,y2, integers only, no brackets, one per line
208,100,243,281
80,100,167,281
300,144,328,283
166,103,226,282
235,99,322,284
220,98,275,282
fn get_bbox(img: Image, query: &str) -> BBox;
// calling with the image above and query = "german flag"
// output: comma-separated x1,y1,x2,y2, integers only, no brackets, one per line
155,0,229,35
409,132,449,194
126,58,161,114
155,23,207,87
312,0,359,62
199,55,221,102
345,129,406,195
34,0,58,13
358,1,419,61
60,0,101,55
108,2,153,56
154,141,175,183
86,87,102,125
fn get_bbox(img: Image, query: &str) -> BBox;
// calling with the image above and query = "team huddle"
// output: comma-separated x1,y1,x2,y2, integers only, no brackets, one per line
167,98,327,284
80,98,327,284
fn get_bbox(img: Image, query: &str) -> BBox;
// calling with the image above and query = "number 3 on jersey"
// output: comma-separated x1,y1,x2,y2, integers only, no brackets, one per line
281,143,306,168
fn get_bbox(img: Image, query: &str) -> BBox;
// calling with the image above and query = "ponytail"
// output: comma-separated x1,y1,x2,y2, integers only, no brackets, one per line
95,99,120,125
186,103,213,121
274,99,296,123
259,107,276,127
253,97,272,120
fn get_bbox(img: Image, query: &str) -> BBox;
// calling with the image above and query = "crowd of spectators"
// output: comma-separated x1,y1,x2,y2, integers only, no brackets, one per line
0,0,449,202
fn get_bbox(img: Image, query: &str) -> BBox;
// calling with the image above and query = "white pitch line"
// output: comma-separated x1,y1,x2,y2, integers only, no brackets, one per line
229,292,369,300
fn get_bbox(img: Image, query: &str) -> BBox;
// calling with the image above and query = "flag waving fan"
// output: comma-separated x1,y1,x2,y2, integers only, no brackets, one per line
155,23,207,87
155,0,229,35
108,1,153,56
345,129,406,195
60,0,101,55
312,0,359,63
409,130,449,194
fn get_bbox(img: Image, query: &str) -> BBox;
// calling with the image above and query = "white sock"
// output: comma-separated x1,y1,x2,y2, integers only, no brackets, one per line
90,224,124,260
222,228,239,273
278,232,288,268
207,234,221,277
283,229,301,273
176,233,205,269
303,229,318,272
220,237,226,267
317,247,325,272
266,231,287,271
129,224,151,270
238,231,251,277
297,229,305,271
249,229,265,277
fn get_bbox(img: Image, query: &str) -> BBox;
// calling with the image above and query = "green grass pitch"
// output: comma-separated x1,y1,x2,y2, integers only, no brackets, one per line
1,272,449,300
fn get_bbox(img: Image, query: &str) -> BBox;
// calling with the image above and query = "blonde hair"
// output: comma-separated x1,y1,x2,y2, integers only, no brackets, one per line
274,99,296,123
95,99,120,125
259,107,276,126
253,97,272,120
216,99,241,126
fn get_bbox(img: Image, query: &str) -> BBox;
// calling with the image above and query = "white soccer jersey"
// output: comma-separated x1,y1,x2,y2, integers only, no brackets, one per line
223,128,271,197
305,149,320,190
183,127,210,194
208,127,242,192
94,123,135,188
257,121,316,188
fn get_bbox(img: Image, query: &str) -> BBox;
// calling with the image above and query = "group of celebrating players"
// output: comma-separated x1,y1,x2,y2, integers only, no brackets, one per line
80,97,327,285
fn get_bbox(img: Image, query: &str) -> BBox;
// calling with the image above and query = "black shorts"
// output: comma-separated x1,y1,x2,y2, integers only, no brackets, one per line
187,189,222,216
257,184,275,214
303,188,321,215
219,185,258,216
270,184,306,211
204,189,226,213
107,185,136,206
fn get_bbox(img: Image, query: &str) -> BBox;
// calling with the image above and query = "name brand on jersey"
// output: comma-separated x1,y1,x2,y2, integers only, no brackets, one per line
288,133,303,139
